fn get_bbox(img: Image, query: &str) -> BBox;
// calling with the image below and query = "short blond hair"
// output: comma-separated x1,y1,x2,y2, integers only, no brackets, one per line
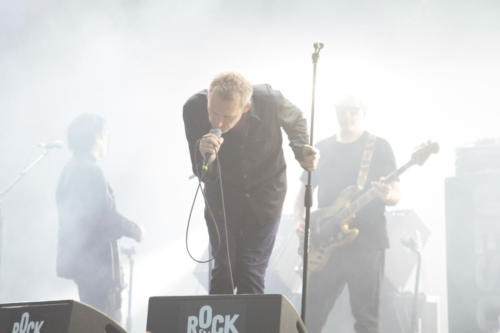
208,72,253,107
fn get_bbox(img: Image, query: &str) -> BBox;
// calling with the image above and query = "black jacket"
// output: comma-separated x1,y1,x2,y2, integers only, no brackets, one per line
56,154,140,284
183,84,309,225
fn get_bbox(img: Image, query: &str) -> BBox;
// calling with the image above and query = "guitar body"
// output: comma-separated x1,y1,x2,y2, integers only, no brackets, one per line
308,185,362,273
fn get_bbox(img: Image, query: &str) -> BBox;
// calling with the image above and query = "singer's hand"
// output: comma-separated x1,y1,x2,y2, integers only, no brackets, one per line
300,145,319,171
199,132,224,166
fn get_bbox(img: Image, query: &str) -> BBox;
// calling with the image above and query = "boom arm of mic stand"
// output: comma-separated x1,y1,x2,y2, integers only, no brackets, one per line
0,148,50,199
0,148,53,277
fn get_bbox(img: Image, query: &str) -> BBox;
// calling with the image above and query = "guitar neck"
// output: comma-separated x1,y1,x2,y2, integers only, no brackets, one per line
385,160,413,183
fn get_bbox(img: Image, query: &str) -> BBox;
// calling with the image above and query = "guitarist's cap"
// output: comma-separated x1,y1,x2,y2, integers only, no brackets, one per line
335,95,366,115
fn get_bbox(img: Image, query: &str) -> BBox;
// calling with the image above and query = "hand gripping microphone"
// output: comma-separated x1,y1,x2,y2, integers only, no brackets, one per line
201,128,222,171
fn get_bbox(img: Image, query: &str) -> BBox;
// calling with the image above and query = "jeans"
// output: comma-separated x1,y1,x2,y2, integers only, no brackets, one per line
206,204,280,294
306,248,385,333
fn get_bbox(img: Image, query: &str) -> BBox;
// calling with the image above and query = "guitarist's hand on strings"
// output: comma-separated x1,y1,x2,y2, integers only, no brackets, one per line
371,177,400,206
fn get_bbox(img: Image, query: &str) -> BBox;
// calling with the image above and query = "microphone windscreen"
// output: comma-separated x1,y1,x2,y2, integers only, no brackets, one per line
210,128,222,137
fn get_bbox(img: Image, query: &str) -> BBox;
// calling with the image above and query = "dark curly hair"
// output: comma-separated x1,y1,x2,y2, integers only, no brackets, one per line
67,113,106,154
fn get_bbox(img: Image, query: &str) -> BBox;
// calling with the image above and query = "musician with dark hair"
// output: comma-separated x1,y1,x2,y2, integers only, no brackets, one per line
56,113,143,322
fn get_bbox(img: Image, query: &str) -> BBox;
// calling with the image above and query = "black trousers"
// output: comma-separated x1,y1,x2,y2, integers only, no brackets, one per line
75,277,122,323
206,205,280,294
306,248,385,333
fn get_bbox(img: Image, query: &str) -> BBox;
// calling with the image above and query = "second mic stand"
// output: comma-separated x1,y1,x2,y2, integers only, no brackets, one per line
122,247,136,332
402,237,422,333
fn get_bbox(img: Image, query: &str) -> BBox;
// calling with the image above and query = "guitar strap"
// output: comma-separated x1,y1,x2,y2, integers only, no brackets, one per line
356,133,377,190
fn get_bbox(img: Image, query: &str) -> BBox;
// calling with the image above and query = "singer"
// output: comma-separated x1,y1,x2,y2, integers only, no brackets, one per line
55,113,144,322
183,72,318,294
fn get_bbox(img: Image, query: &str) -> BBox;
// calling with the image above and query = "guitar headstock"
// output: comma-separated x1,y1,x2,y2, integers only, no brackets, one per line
411,141,439,166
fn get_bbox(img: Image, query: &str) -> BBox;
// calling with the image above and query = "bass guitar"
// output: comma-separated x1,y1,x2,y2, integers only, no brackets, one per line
305,141,439,273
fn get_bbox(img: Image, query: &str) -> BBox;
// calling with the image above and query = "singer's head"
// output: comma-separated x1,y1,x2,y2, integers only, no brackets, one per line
67,113,108,159
207,72,253,133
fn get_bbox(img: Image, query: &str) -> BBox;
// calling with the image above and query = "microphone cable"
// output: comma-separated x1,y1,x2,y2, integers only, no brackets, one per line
185,139,235,292
186,139,221,263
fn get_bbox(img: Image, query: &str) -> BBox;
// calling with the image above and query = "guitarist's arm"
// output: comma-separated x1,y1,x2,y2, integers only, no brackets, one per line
371,177,400,206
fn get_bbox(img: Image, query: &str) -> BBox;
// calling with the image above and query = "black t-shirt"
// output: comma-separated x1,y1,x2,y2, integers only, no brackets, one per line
301,131,397,250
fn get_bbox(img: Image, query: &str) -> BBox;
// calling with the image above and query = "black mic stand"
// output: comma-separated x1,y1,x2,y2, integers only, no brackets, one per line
0,146,54,273
122,247,136,332
300,42,323,323
402,237,422,333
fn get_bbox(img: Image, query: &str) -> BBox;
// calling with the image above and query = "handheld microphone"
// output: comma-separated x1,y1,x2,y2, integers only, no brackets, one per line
202,128,222,171
38,141,65,149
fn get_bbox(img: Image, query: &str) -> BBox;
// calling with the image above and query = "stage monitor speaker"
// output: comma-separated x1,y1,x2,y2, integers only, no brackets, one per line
445,175,500,333
0,299,126,333
445,176,480,333
146,294,306,333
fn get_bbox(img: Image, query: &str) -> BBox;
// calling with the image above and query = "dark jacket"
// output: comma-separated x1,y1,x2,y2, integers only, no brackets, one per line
183,84,309,225
56,154,140,285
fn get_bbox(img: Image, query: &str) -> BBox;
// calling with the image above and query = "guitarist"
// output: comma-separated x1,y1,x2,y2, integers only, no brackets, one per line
295,96,400,333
